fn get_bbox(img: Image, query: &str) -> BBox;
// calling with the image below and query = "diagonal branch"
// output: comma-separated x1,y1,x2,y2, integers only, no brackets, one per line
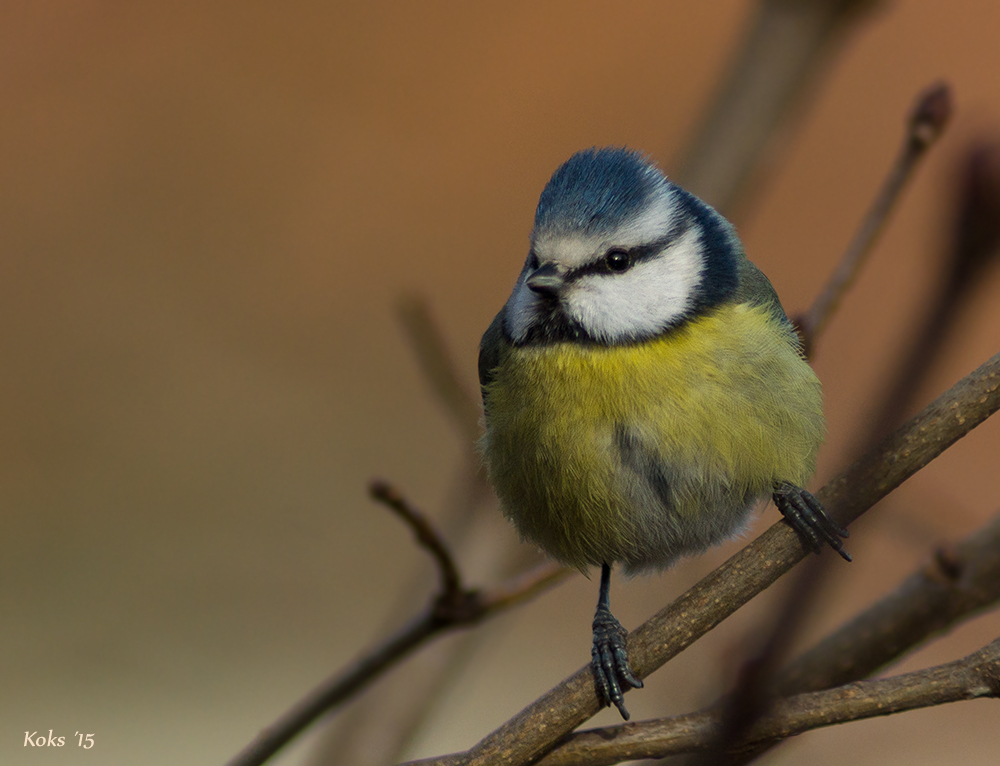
511,636,1000,765
313,296,495,766
397,295,484,448
856,140,1000,450
796,81,953,356
370,480,464,602
403,346,1000,766
225,485,570,766
689,506,1000,766
707,83,955,760
773,510,1000,697
675,0,883,216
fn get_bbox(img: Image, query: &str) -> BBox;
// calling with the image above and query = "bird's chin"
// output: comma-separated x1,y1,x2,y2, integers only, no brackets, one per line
516,301,590,346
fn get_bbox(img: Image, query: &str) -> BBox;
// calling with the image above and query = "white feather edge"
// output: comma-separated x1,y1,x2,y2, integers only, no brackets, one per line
566,227,702,342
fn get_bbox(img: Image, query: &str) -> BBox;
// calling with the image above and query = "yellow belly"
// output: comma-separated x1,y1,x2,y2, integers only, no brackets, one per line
481,302,824,572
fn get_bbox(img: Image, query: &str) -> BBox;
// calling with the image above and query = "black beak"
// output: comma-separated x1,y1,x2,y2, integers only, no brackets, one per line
526,262,564,298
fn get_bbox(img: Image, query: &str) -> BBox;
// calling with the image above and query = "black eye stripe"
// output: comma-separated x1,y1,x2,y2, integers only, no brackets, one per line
509,192,743,347
567,229,680,280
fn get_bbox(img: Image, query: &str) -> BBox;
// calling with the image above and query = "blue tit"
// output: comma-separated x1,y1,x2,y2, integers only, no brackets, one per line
478,147,850,719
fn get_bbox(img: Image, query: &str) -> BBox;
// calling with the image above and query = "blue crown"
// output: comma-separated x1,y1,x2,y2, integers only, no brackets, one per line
533,148,667,235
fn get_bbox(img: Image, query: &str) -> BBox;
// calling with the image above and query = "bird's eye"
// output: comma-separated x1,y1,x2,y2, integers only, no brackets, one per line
527,252,540,270
604,249,632,273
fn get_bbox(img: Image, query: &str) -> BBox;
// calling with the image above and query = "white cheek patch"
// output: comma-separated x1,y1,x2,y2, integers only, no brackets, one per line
565,227,704,342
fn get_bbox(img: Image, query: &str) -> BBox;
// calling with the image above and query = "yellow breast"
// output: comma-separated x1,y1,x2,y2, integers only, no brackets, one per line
481,302,825,571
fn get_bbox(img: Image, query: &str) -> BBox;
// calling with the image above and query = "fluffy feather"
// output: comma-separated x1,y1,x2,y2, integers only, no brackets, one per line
481,303,824,573
479,147,824,575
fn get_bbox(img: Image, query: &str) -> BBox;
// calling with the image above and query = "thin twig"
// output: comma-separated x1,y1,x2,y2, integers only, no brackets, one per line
402,347,1000,766
314,296,493,766
475,561,569,612
225,499,571,766
394,295,491,521
228,614,443,766
675,0,883,216
797,82,953,356
370,480,464,601
856,139,1000,453
397,295,483,446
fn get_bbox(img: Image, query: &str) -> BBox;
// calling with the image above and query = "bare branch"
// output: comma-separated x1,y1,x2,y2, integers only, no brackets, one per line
406,638,1000,766
695,555,831,765
512,637,1000,765
797,82,953,356
852,140,1000,450
674,140,1000,764
370,480,464,602
675,0,883,216
397,295,483,446
225,505,571,766
315,296,494,766
949,141,1000,294
702,84,956,759
476,562,570,613
403,347,1000,766
227,614,442,766
774,512,1000,697
703,508,1000,766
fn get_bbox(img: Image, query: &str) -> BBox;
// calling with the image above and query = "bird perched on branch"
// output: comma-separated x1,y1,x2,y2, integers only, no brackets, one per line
478,147,850,720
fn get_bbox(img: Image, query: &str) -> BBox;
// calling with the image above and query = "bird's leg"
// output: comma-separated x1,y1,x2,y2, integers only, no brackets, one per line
591,562,643,720
773,482,852,562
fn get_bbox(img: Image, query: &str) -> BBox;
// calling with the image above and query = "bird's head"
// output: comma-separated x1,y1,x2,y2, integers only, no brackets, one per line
503,147,741,346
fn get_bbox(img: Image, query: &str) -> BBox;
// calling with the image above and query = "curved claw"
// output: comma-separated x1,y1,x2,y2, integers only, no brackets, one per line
774,482,852,562
592,608,643,719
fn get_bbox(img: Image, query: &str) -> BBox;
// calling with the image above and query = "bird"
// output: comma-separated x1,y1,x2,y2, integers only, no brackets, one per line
477,147,850,720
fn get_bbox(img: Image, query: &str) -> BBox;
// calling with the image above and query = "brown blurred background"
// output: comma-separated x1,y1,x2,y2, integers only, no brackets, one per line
2,2,1000,765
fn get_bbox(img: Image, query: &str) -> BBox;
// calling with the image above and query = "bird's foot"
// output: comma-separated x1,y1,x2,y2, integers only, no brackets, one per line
591,606,643,720
773,482,851,562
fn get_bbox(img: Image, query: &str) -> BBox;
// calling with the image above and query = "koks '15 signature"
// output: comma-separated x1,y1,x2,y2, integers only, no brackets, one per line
24,730,94,748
